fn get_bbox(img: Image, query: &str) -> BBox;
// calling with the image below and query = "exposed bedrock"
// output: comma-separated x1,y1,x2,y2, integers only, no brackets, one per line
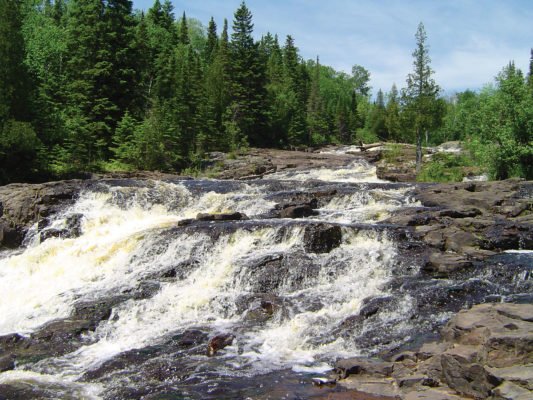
334,303,533,400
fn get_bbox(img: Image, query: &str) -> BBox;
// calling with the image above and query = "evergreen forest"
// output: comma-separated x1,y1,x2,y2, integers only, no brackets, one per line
0,0,532,184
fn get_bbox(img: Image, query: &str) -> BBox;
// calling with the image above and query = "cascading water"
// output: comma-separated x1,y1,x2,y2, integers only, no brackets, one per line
0,160,530,399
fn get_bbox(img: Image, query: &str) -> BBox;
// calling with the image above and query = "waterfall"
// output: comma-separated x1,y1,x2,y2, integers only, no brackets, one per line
2,160,528,399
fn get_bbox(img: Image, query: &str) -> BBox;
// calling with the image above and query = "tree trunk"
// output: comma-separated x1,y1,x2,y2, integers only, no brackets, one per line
416,128,422,173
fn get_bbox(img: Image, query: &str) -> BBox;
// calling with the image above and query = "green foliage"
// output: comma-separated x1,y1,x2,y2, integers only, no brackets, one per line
0,120,44,184
402,22,442,171
0,0,31,123
3,2,530,184
417,152,473,183
228,2,268,147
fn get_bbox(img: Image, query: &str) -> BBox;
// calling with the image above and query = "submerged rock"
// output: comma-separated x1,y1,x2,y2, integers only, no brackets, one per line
196,212,249,221
207,333,235,356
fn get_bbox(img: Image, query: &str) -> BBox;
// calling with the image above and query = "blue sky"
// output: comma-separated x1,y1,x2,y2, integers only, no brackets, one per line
132,0,532,96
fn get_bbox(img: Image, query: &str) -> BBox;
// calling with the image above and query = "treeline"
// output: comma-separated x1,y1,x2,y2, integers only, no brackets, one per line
0,0,531,184
0,0,374,183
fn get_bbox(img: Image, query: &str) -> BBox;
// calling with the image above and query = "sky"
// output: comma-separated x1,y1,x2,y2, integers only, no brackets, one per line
132,0,532,96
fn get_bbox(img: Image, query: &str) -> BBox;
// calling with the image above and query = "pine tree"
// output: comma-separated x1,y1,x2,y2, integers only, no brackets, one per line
147,0,163,25
133,13,151,113
284,35,307,146
0,0,30,123
385,84,402,142
178,12,189,45
22,0,69,147
402,22,440,172
206,18,231,150
369,89,387,140
161,0,176,35
229,1,268,147
307,57,328,145
105,0,138,123
204,17,218,64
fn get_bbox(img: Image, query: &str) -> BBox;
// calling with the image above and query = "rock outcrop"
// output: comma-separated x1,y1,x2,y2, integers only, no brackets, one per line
333,303,533,400
0,180,84,248
385,180,533,278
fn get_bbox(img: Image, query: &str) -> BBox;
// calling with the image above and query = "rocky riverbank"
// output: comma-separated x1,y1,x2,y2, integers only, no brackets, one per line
330,302,533,400
0,146,531,399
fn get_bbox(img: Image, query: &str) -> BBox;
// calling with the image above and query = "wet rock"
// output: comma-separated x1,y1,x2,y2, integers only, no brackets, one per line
279,204,318,218
242,252,320,293
0,220,24,248
359,296,395,319
83,345,165,381
0,354,15,372
157,259,200,280
38,214,84,242
422,252,473,277
303,223,342,253
207,333,234,356
391,351,417,363
242,298,278,322
483,222,533,251
196,212,249,221
335,357,394,379
438,208,482,219
0,334,27,358
171,329,208,349
0,180,84,246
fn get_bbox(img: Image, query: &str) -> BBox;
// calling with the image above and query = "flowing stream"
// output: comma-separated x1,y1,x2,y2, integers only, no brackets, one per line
0,159,531,399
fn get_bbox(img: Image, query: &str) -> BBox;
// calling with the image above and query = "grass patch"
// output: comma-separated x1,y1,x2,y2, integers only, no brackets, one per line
417,152,477,182
382,143,405,163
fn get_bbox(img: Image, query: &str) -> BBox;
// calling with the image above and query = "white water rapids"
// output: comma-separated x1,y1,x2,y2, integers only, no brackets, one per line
0,160,421,399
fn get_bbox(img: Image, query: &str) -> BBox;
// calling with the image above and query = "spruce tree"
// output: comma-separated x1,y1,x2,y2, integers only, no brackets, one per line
307,57,328,145
369,89,387,140
178,12,189,45
206,19,231,150
147,0,163,25
284,35,308,145
385,84,402,142
204,17,218,64
229,1,268,147
402,22,440,172
105,0,138,124
0,0,30,123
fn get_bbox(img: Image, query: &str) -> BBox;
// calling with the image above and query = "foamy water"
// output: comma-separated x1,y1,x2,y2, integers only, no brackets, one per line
0,160,414,398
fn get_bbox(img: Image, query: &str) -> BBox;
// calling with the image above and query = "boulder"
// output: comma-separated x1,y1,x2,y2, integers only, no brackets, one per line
335,357,394,379
0,355,15,372
303,223,342,253
0,180,84,247
440,352,501,398
0,220,24,248
196,212,249,221
422,252,472,277
207,333,234,356
279,204,318,218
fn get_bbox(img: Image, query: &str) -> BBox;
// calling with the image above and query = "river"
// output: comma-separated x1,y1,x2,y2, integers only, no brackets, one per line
0,158,531,399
